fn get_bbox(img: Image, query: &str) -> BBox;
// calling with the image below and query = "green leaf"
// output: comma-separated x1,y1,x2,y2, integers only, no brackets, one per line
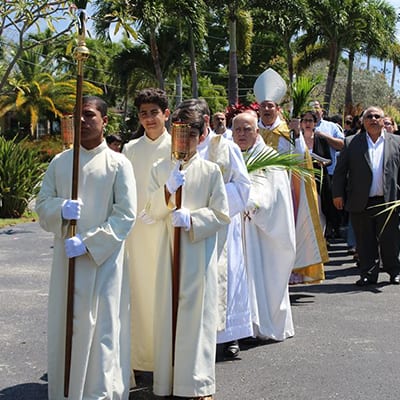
245,147,319,181
0,137,45,218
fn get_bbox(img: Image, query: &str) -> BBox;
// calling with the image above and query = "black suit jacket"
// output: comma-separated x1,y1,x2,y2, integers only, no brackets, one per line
332,131,400,212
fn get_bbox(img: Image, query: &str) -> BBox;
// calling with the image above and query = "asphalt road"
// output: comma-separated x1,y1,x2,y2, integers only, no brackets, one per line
1,222,400,400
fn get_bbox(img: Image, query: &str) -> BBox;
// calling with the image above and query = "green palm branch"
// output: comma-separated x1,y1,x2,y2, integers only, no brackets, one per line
369,200,399,235
291,74,322,117
245,147,319,181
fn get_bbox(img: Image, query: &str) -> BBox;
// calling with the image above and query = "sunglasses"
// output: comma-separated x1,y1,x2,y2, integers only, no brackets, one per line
384,121,393,126
364,114,382,120
301,118,314,123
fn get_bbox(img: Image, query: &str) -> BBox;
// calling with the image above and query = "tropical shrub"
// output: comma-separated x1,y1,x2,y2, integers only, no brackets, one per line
21,135,63,163
0,137,46,218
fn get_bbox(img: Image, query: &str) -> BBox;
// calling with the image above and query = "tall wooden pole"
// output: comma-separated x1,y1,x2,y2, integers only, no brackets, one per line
172,183,182,365
64,7,89,398
170,123,191,367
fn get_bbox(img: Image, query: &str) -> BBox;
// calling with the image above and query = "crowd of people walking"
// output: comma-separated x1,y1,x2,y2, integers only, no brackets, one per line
35,68,400,400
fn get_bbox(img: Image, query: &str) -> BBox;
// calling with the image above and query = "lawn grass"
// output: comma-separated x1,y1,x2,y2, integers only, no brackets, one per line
0,211,38,228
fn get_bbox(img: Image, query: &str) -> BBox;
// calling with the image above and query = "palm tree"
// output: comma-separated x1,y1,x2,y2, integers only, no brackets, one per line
344,0,396,113
208,1,254,105
302,0,352,113
342,1,369,114
94,0,166,89
254,0,308,84
297,0,393,113
389,42,400,90
167,0,208,98
227,4,253,105
0,47,102,138
0,0,74,94
361,0,397,71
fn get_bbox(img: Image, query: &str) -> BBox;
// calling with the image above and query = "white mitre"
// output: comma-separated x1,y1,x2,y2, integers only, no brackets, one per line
253,68,287,104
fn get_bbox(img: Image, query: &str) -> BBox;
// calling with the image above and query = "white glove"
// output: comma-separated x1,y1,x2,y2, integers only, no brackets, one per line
62,199,83,220
166,162,186,194
138,209,155,225
172,208,191,231
64,234,87,258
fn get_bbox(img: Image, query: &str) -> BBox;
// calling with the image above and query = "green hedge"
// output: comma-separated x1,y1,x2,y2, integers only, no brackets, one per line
0,137,46,218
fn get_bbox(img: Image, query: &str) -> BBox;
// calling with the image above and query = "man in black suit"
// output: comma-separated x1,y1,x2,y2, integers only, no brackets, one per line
332,106,400,286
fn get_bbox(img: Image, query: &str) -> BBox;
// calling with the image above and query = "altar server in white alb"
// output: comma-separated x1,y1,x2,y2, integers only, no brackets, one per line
145,105,230,399
122,88,171,374
175,98,253,359
232,112,295,341
36,96,137,400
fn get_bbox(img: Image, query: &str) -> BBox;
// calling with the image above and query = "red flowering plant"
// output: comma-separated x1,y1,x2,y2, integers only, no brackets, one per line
225,102,259,128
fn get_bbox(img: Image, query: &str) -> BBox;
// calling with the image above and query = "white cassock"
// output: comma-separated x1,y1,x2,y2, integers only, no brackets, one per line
122,130,171,371
145,154,230,397
243,136,295,341
36,141,137,400
197,130,253,343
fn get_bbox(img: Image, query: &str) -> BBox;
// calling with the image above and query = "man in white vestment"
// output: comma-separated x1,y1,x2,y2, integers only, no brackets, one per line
122,88,171,373
175,99,253,358
254,68,328,285
36,96,137,400
145,105,230,399
254,68,292,154
232,112,295,341
212,111,233,140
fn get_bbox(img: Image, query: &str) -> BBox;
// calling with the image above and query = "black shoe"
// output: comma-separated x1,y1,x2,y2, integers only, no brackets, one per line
390,274,400,285
348,247,356,255
223,340,240,358
355,277,377,286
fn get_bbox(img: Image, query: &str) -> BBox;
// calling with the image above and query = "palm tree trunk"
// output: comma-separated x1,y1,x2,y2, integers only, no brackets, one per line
0,48,23,93
285,35,294,84
345,50,355,115
175,71,183,107
323,41,340,114
123,83,129,122
189,26,198,98
150,32,164,90
391,60,396,88
228,17,238,105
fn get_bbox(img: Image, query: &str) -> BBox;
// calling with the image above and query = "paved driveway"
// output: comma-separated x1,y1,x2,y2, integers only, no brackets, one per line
1,222,400,400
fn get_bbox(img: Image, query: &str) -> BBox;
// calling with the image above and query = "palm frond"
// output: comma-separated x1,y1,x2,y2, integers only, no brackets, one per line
291,74,322,117
245,148,319,181
368,200,399,235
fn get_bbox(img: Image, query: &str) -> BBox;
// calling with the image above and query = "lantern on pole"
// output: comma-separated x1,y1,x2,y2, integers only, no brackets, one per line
170,122,191,365
171,122,192,162
61,114,74,149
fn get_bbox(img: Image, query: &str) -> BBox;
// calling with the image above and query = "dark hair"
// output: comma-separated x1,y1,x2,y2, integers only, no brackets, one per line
83,96,107,117
134,88,169,112
300,110,317,123
328,114,343,126
175,98,211,118
106,134,122,144
171,105,205,134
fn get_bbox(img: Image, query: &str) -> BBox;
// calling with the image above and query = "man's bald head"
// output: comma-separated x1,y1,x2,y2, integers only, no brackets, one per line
232,113,259,151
